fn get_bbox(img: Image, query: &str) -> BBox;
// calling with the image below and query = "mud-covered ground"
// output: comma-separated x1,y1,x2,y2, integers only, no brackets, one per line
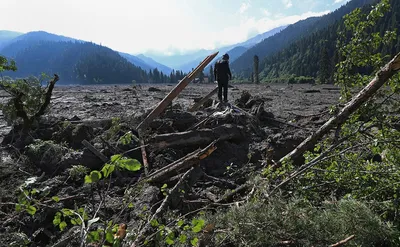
0,83,340,247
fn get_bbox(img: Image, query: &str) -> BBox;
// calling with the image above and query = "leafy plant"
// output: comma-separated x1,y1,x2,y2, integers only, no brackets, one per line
85,154,141,183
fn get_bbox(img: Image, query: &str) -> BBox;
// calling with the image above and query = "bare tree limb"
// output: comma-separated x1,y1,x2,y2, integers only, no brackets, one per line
330,235,355,247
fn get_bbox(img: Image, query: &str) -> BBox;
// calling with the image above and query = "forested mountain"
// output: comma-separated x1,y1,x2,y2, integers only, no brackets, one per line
0,31,81,59
2,41,143,84
1,40,187,84
259,0,400,83
0,31,178,83
231,0,377,76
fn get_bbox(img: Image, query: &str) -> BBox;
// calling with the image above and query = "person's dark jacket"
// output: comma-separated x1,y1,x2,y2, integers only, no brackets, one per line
214,60,232,81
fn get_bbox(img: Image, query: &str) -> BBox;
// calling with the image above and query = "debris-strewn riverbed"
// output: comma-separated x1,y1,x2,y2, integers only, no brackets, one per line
0,83,340,247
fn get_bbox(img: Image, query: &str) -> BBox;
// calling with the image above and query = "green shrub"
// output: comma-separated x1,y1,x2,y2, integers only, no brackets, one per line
210,197,400,247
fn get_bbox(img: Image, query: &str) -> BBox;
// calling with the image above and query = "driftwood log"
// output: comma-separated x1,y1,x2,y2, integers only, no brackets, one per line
146,141,217,183
150,124,245,149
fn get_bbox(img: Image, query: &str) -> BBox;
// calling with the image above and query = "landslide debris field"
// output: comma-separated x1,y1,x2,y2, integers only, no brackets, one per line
0,83,340,246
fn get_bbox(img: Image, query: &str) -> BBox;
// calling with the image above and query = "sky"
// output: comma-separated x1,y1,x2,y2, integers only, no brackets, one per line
1,0,350,55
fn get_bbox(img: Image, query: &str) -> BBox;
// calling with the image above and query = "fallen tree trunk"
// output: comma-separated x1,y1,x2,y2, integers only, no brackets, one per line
149,124,246,149
146,141,217,183
273,52,400,169
136,52,219,130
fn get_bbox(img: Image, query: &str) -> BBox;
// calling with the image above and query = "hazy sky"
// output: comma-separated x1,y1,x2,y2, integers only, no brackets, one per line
2,0,350,55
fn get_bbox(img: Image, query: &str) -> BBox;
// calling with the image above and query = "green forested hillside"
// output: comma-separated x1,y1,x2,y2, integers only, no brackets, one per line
259,0,400,83
231,0,377,77
1,40,186,84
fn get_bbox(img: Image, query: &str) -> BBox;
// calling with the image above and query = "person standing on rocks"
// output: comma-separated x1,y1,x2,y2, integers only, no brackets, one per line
214,53,232,103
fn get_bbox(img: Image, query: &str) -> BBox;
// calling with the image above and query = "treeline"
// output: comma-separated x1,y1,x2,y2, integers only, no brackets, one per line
1,40,185,84
259,0,400,83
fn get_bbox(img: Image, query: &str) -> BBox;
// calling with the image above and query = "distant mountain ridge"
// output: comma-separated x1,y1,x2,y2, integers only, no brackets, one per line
147,25,288,73
136,54,173,74
0,31,172,74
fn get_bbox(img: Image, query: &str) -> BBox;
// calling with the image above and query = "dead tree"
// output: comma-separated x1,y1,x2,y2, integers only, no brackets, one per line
3,74,59,130
254,55,259,84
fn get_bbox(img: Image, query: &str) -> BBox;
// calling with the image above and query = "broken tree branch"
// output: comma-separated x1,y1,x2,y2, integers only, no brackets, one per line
189,86,218,112
132,167,196,246
150,124,245,149
273,52,400,169
82,140,108,163
138,130,150,175
329,235,355,247
35,74,59,118
146,141,217,184
137,52,219,130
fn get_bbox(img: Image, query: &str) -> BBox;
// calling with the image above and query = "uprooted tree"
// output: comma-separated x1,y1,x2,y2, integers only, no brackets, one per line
0,55,59,131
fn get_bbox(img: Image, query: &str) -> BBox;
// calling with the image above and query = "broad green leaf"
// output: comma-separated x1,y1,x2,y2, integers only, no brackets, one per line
111,154,122,163
61,208,74,217
59,221,67,231
150,219,159,227
165,236,174,245
26,205,37,215
15,203,22,212
53,214,61,226
179,234,187,243
89,170,102,183
191,219,205,233
88,230,100,242
52,196,60,202
105,230,114,243
177,220,184,227
84,175,92,184
128,202,134,208
191,237,199,246
102,164,115,178
119,158,141,172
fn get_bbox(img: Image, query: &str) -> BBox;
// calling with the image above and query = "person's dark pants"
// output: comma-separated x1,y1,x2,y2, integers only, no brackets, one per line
217,79,228,102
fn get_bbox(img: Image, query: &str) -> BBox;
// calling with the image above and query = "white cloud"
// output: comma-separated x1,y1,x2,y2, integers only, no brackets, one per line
240,2,251,14
262,8,271,16
210,10,330,48
0,0,332,55
282,0,293,8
